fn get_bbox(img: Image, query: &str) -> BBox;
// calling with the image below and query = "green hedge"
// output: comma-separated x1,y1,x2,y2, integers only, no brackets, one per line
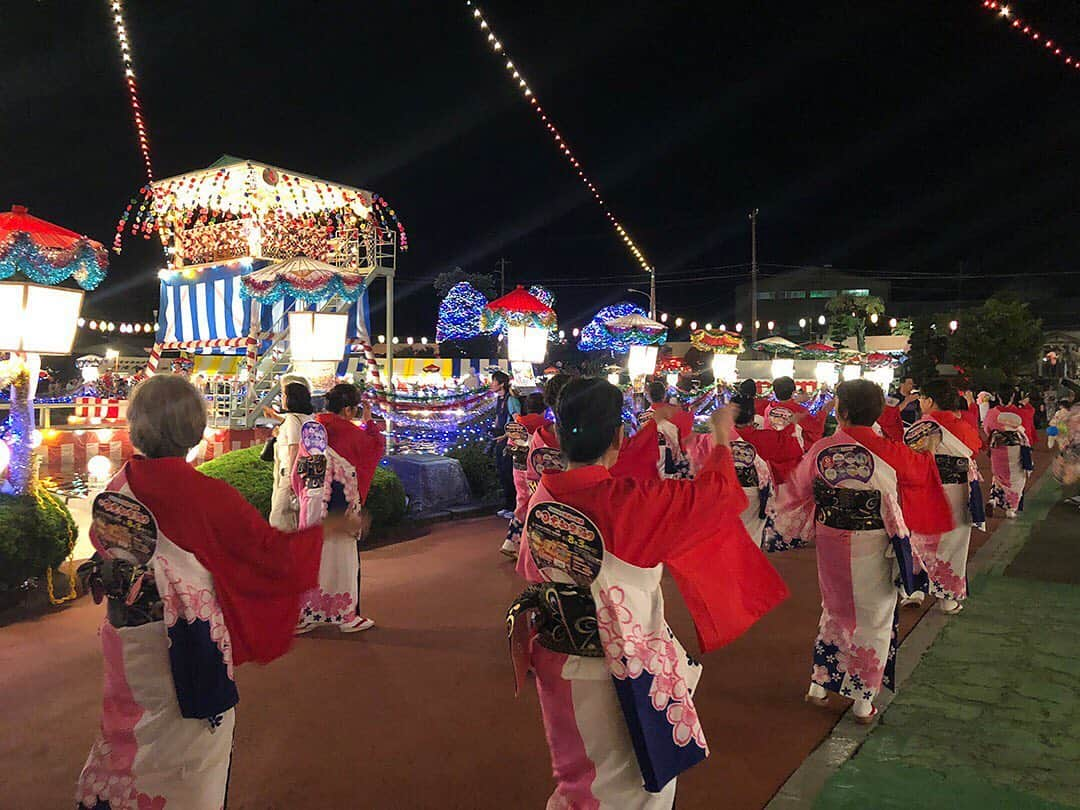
197,445,407,534
446,441,500,501
0,490,77,592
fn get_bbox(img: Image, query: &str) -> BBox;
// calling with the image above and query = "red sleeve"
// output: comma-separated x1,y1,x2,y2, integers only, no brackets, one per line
670,408,695,448
796,405,824,445
878,405,904,443
745,425,804,465
203,478,324,665
610,420,661,481
846,427,953,535
932,411,982,453
754,398,770,416
609,445,747,566
355,421,387,503
607,447,787,653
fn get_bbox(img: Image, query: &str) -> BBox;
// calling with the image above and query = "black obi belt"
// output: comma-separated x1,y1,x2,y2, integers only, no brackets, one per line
813,479,885,531
935,455,969,484
989,430,1021,448
736,466,760,488
506,582,603,658
79,556,163,628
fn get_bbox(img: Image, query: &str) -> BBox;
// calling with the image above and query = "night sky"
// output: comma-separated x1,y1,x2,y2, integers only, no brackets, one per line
2,1,1078,338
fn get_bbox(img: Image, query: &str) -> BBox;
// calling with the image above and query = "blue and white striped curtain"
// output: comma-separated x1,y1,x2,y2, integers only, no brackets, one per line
157,260,370,355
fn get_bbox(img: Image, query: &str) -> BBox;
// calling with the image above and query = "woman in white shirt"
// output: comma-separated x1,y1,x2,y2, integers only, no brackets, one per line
269,379,319,530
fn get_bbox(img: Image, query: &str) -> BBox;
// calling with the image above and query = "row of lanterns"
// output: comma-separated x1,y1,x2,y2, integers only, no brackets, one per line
78,318,156,334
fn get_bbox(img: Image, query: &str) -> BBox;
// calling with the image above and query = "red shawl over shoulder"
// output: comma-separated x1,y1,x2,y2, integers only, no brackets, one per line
930,410,983,453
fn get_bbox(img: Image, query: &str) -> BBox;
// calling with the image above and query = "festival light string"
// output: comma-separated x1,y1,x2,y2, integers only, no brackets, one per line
108,0,154,182
464,2,654,278
980,1,1080,73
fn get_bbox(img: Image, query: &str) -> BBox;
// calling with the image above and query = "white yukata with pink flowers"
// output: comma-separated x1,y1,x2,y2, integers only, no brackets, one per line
775,431,920,705
985,409,1033,513
77,478,236,809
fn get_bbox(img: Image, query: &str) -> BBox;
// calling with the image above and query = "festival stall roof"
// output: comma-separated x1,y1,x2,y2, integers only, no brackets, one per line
149,156,378,218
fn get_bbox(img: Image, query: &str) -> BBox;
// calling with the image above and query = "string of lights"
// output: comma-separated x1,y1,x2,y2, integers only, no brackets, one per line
464,2,654,277
980,1,1080,74
107,0,154,181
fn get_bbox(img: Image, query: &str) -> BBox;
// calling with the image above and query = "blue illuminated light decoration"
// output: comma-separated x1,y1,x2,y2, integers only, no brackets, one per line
436,282,489,343
577,302,647,353
528,285,555,308
0,232,107,291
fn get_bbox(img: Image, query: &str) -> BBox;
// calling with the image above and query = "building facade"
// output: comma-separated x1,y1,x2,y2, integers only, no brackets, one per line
733,266,891,340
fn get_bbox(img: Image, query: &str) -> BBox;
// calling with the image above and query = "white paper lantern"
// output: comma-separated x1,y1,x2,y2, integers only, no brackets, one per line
842,364,862,381
711,353,738,384
867,366,895,392
0,281,84,354
815,362,839,387
507,325,548,364
771,358,795,380
289,311,349,362
627,345,659,378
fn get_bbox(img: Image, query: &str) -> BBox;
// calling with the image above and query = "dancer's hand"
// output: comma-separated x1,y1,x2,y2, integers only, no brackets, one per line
710,406,736,447
323,511,364,538
361,401,373,423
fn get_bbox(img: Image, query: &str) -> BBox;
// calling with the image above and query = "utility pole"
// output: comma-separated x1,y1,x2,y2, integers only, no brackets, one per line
749,209,759,343
649,266,657,319
496,257,510,296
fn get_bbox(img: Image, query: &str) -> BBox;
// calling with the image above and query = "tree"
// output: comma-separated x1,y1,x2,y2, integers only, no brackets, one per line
435,282,489,343
948,294,1043,387
825,294,885,353
905,315,946,385
433,267,497,300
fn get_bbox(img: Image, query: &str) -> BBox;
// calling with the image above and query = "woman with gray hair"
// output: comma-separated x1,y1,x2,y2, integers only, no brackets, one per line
76,374,358,809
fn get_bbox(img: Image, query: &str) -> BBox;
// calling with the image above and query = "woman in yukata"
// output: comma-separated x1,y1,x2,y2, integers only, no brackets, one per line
507,378,788,809
268,378,321,531
984,386,1035,518
902,379,984,615
775,379,952,724
76,374,358,809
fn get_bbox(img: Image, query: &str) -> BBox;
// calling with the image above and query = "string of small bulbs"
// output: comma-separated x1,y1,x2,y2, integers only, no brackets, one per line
980,1,1080,74
107,0,154,181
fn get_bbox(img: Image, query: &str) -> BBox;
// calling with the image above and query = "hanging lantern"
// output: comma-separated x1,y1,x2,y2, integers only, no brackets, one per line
771,358,795,380
506,324,548,364
711,353,738,384
815,362,839,387
289,311,348,362
627,345,659,378
842,364,862,381
866,366,895,392
0,281,84,354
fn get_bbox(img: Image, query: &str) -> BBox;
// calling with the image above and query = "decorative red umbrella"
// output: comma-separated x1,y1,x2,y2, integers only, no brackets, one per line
481,285,557,332
0,205,108,289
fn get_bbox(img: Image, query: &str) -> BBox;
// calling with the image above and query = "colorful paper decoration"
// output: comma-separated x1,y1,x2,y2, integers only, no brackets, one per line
577,302,647,352
239,255,365,304
0,207,107,290
603,313,667,347
690,329,745,355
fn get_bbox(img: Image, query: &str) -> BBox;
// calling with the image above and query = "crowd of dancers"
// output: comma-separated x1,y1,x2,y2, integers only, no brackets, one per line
72,366,1059,809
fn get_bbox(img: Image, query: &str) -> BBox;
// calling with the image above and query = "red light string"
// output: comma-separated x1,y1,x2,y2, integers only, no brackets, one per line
980,1,1080,72
464,2,653,277
108,0,155,182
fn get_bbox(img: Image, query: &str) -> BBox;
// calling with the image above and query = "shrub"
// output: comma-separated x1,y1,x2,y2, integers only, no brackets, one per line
365,465,407,532
447,441,500,500
197,445,407,534
198,445,273,517
0,490,77,592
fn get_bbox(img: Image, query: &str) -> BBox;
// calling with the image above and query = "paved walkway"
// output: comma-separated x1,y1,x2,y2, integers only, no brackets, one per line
814,475,1080,809
0,448,1059,808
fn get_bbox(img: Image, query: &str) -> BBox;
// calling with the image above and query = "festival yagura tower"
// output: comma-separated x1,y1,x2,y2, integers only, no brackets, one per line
119,156,406,427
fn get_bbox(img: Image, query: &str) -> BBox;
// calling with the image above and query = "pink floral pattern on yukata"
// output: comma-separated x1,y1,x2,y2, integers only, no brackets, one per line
77,749,166,810
156,556,234,680
300,589,357,624
926,559,967,600
595,586,707,750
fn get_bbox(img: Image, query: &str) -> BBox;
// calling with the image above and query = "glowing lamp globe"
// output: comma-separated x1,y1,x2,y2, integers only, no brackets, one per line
771,358,795,380
842,364,862,381
288,312,348,362
87,454,113,485
712,353,738,384
815,362,839,387
0,281,84,354
627,345,659,378
507,325,548,364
